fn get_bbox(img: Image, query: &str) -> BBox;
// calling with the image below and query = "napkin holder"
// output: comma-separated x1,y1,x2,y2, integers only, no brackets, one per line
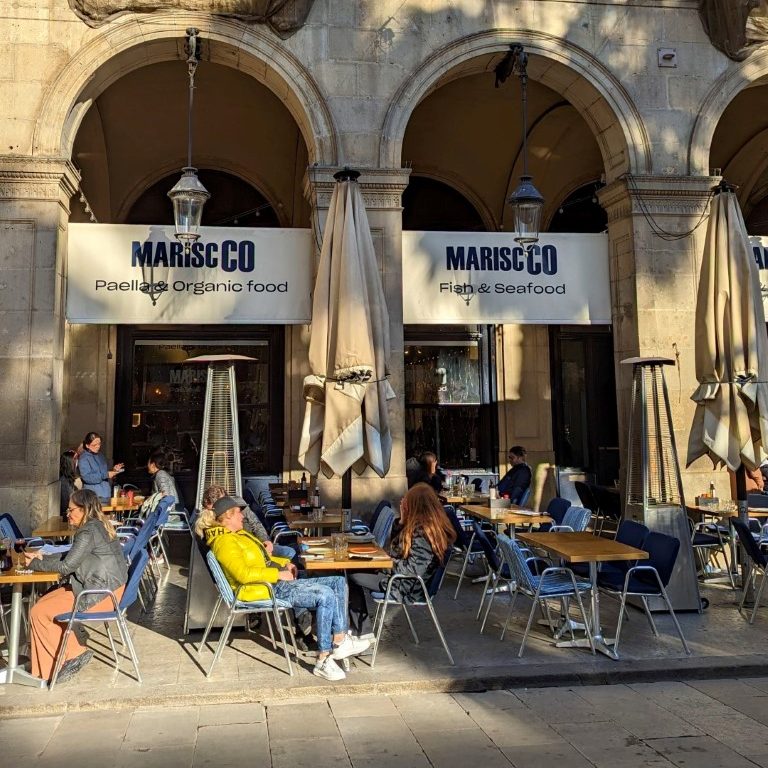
695,495,720,508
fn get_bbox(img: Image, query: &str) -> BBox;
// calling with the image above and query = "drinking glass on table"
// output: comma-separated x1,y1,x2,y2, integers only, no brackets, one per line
332,533,348,561
13,539,27,573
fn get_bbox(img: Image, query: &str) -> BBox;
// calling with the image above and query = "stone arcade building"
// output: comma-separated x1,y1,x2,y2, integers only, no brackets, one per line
2,0,768,529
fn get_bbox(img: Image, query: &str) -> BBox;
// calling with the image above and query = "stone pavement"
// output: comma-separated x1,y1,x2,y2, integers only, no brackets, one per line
2,535,768,716
3,678,768,767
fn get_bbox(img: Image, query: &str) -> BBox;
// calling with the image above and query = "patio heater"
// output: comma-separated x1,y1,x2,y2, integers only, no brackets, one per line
622,357,702,611
182,353,252,633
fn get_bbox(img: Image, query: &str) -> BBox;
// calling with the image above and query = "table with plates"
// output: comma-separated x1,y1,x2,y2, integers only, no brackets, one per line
516,531,648,660
459,503,551,530
300,536,392,571
284,509,343,537
0,569,60,687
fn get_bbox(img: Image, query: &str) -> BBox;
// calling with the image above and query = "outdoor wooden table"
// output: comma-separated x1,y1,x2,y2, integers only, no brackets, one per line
300,536,393,571
516,531,647,660
459,503,551,529
0,570,59,687
443,494,489,505
284,509,343,537
102,501,141,515
32,517,75,539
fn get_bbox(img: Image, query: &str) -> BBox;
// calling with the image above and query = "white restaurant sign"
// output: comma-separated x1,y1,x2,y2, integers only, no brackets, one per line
66,224,313,324
403,231,611,325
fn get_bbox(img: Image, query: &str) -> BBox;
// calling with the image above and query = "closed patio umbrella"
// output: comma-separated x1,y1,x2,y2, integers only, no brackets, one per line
687,183,768,477
299,169,395,492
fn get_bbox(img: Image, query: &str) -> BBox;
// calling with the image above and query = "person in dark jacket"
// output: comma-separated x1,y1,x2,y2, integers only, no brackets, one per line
347,483,456,636
407,451,445,494
78,431,123,501
496,445,532,504
25,489,128,684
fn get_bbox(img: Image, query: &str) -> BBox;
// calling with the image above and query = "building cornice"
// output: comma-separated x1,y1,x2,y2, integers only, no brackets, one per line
0,157,81,209
305,167,412,211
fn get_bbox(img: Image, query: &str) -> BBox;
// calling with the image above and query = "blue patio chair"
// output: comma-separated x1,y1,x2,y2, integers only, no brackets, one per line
444,506,485,599
199,550,297,677
572,519,649,579
518,486,533,508
496,534,594,656
597,531,690,655
730,517,768,624
538,497,571,531
550,506,591,533
351,499,391,535
371,506,395,549
690,517,735,589
368,548,454,668
0,513,47,547
49,548,149,690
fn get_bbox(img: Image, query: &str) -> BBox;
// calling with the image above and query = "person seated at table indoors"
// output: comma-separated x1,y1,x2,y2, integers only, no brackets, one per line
59,449,81,519
195,496,370,681
78,432,123,502
407,451,445,494
347,483,456,637
24,489,128,684
202,485,297,562
496,445,532,504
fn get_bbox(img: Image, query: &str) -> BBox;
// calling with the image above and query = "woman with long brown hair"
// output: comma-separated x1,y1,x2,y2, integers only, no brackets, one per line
25,489,128,684
347,483,456,636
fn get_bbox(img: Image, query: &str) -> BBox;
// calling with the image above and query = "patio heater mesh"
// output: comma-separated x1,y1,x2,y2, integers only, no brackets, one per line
622,357,701,611
626,360,683,507
195,362,242,510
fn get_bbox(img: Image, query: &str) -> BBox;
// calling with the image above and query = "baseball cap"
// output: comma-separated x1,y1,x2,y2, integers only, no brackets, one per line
212,495,245,516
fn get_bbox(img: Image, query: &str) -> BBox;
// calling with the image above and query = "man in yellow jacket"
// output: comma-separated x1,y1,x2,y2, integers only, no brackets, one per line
198,496,370,681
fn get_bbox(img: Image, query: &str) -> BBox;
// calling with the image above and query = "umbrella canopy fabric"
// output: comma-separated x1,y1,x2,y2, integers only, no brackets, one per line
298,176,395,479
687,189,768,472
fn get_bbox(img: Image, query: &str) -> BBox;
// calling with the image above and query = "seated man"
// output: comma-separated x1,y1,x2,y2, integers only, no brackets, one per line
195,496,370,680
496,445,532,504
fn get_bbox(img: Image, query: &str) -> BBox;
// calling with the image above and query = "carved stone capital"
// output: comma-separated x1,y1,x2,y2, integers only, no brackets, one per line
599,175,720,223
305,167,412,212
0,157,80,211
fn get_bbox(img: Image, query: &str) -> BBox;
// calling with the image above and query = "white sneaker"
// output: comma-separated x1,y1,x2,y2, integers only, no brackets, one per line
313,656,346,681
332,634,371,660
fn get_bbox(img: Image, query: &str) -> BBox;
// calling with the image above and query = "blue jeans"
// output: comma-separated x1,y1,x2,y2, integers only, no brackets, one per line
272,576,348,652
271,543,297,560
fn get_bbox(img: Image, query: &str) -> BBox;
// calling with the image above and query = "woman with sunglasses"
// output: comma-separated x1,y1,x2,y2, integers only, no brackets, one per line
25,489,128,684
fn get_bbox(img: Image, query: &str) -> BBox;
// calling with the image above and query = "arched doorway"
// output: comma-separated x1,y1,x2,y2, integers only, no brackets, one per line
61,42,317,498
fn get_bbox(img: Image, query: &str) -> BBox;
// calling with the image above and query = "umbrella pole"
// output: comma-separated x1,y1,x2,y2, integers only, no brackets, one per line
736,464,753,595
341,468,352,531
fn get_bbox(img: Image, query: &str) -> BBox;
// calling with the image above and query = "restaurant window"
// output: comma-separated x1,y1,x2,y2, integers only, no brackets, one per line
115,326,284,500
404,326,496,469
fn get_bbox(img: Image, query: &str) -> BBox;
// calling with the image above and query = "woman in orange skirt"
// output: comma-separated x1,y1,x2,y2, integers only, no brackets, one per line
25,489,128,683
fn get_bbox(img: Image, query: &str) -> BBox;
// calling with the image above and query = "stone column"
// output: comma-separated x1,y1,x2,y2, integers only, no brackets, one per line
598,175,722,500
0,157,80,531
301,167,411,512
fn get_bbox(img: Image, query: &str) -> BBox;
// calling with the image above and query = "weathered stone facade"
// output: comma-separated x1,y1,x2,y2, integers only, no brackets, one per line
1,0,766,529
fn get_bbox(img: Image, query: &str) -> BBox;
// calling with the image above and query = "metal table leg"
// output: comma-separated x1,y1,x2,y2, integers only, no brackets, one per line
0,583,47,687
555,561,619,659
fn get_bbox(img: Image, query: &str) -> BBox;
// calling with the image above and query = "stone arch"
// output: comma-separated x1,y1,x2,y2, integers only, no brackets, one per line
33,14,338,166
380,30,650,181
689,48,768,177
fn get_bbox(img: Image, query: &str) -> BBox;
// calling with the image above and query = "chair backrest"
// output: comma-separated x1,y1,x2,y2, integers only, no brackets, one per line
243,487,256,506
426,547,454,598
128,509,160,557
518,486,533,508
154,495,176,528
562,506,591,532
119,548,149,611
615,519,649,550
471,521,500,572
369,499,391,532
496,534,535,592
206,549,236,607
643,531,681,586
0,513,23,541
574,481,598,511
730,517,768,568
593,486,622,521
443,505,470,548
545,498,571,526
372,506,395,548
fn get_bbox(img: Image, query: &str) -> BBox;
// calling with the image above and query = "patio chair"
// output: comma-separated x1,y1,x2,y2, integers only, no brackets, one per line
550,506,591,533
538,497,571,532
496,534,594,657
572,519,649,579
350,499,391,535
689,517,735,589
597,531,690,655
444,505,485,599
592,485,622,536
518,486,533,508
371,505,395,548
49,548,150,691
730,517,768,624
368,548,454,668
469,522,508,625
199,550,297,677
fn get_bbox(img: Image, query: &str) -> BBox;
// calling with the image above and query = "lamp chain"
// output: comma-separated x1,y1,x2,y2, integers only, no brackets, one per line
185,29,199,169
